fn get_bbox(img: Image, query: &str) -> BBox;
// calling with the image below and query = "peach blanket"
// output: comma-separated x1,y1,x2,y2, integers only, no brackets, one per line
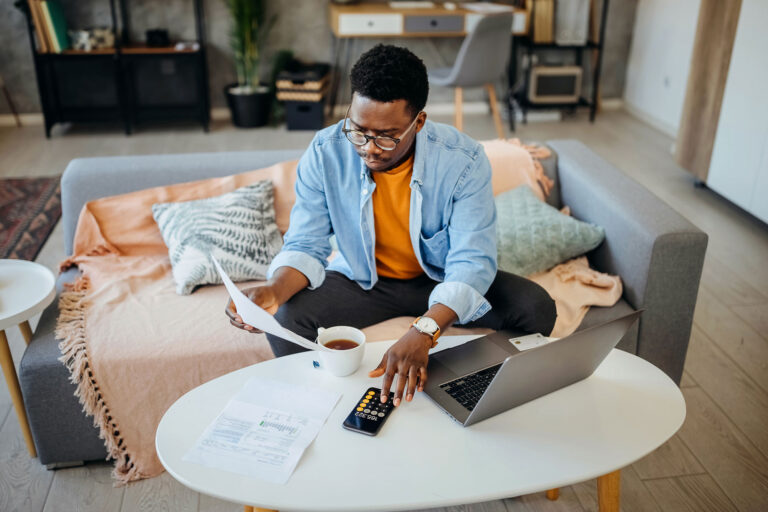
57,162,299,483
56,142,620,485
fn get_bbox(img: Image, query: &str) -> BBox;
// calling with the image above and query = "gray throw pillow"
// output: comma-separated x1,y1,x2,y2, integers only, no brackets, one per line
152,181,283,295
495,185,605,276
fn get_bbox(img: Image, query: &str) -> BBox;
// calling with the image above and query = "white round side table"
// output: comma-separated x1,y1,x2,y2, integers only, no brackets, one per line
0,259,56,457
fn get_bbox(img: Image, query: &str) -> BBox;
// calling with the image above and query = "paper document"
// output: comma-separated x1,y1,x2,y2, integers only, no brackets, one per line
183,378,341,484
212,256,319,351
508,333,559,351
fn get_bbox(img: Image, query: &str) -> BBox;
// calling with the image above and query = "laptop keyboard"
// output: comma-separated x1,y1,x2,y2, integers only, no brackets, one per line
439,363,502,411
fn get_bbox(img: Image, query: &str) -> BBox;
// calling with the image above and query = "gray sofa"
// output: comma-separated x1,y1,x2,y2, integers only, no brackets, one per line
19,140,708,467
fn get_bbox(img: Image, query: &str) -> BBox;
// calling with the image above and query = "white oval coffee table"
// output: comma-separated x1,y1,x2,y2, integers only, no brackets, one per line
156,335,685,512
0,259,57,457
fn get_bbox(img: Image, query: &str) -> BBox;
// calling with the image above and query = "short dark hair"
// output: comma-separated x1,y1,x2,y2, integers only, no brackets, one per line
349,44,429,116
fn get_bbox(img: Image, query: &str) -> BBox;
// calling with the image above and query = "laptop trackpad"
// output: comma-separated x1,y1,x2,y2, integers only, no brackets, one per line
432,339,511,376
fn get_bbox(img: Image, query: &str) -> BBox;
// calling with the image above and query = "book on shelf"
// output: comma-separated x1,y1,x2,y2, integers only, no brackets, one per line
40,1,69,53
26,0,50,53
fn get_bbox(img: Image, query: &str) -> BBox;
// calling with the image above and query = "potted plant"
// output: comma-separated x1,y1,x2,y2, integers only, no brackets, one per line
224,0,274,127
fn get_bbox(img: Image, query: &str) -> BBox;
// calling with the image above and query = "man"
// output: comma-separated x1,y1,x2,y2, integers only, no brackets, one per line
228,44,556,407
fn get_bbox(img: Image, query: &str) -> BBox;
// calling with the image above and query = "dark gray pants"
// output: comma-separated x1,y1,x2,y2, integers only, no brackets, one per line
266,271,557,358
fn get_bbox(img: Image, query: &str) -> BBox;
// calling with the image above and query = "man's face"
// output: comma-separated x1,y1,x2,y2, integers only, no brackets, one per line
346,93,425,173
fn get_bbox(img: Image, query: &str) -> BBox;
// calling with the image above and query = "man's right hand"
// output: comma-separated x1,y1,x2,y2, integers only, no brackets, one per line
225,285,280,333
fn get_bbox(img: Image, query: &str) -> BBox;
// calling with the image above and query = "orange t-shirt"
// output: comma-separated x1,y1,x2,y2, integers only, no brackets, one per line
371,154,424,279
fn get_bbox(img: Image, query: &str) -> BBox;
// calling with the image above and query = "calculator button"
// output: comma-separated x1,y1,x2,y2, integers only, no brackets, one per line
362,399,369,404
364,408,371,413
377,412,385,417
356,407,363,412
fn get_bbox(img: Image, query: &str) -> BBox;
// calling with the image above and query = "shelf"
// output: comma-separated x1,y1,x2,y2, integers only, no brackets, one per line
58,48,116,55
516,37,600,50
513,94,592,110
47,45,199,57
23,0,210,136
121,45,200,55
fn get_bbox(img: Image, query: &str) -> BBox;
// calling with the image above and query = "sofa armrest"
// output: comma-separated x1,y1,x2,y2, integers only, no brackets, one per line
61,150,305,256
547,140,708,384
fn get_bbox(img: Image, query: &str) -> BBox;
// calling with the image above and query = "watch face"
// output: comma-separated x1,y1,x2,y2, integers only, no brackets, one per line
416,317,438,334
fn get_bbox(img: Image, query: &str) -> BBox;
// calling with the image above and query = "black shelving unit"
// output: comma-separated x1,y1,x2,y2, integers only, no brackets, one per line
21,0,210,137
507,0,609,131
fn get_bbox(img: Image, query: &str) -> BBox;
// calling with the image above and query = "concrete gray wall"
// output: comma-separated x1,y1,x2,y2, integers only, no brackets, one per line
0,0,637,116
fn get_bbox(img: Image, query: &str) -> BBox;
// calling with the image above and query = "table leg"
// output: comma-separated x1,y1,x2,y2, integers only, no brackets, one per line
0,330,37,457
18,320,33,345
597,470,621,512
546,488,559,500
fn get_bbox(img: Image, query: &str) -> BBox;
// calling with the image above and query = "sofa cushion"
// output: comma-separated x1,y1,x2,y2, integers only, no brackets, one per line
496,185,605,276
152,181,283,295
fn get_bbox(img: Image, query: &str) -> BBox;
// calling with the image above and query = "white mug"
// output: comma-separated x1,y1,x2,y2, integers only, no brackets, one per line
315,326,366,377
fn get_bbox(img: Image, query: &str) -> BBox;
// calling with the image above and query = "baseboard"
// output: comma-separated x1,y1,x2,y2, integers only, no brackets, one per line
5,102,570,128
623,101,678,138
600,98,624,111
424,101,494,115
332,101,561,123
210,107,230,121
0,113,44,127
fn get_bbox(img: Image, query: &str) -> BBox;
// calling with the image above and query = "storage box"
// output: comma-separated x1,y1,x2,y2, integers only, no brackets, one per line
276,63,331,91
284,101,325,131
277,61,330,131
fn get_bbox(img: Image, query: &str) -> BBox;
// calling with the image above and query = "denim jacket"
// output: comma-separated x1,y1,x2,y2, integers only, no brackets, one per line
267,119,497,324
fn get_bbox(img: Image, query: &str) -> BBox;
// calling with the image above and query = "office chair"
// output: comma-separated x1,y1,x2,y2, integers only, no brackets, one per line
427,13,514,139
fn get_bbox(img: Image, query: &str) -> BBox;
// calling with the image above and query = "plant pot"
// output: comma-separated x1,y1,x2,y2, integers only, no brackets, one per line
224,83,272,128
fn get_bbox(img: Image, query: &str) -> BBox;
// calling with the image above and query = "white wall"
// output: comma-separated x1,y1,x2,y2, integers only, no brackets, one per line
706,0,768,223
623,0,701,137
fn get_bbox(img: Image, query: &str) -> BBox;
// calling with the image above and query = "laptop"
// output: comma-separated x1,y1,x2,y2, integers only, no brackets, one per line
424,310,642,426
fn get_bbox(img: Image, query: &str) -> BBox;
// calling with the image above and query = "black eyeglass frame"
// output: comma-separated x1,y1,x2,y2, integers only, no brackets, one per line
342,106,422,151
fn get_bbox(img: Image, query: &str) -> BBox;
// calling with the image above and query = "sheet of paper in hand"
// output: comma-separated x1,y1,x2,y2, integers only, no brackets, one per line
211,255,320,351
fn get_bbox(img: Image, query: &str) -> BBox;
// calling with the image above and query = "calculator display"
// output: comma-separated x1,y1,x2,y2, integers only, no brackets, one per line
342,387,395,436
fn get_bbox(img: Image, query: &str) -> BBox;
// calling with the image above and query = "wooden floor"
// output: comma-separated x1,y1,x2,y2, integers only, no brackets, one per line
1,110,767,511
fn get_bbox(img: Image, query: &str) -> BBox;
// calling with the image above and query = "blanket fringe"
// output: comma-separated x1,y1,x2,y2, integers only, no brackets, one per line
59,244,117,272
55,274,143,485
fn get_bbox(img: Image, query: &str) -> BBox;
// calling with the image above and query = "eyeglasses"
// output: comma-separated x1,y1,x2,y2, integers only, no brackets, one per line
342,106,421,151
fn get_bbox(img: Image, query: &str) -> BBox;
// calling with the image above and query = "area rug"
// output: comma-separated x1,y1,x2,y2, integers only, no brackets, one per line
0,176,62,260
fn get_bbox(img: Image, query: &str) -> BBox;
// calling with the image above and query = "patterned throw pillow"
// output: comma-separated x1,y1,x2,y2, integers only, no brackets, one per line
495,185,605,276
152,181,283,295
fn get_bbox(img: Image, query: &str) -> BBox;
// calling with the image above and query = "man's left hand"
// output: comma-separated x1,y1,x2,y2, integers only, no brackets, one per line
368,329,431,407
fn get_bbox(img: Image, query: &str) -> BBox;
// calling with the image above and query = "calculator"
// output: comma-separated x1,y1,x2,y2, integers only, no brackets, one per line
342,387,395,436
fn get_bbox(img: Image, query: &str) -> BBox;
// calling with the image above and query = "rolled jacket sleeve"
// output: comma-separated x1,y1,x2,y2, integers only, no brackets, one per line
429,281,492,324
430,149,497,324
267,138,333,289
267,250,326,290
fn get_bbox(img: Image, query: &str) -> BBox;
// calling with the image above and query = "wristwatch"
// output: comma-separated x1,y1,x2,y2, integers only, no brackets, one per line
411,316,441,348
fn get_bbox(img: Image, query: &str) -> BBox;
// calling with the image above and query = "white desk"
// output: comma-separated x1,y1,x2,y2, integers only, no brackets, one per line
324,2,528,119
0,259,56,457
157,335,685,512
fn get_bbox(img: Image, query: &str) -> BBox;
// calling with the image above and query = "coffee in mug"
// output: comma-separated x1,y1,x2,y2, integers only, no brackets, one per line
315,326,366,376
324,339,359,351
